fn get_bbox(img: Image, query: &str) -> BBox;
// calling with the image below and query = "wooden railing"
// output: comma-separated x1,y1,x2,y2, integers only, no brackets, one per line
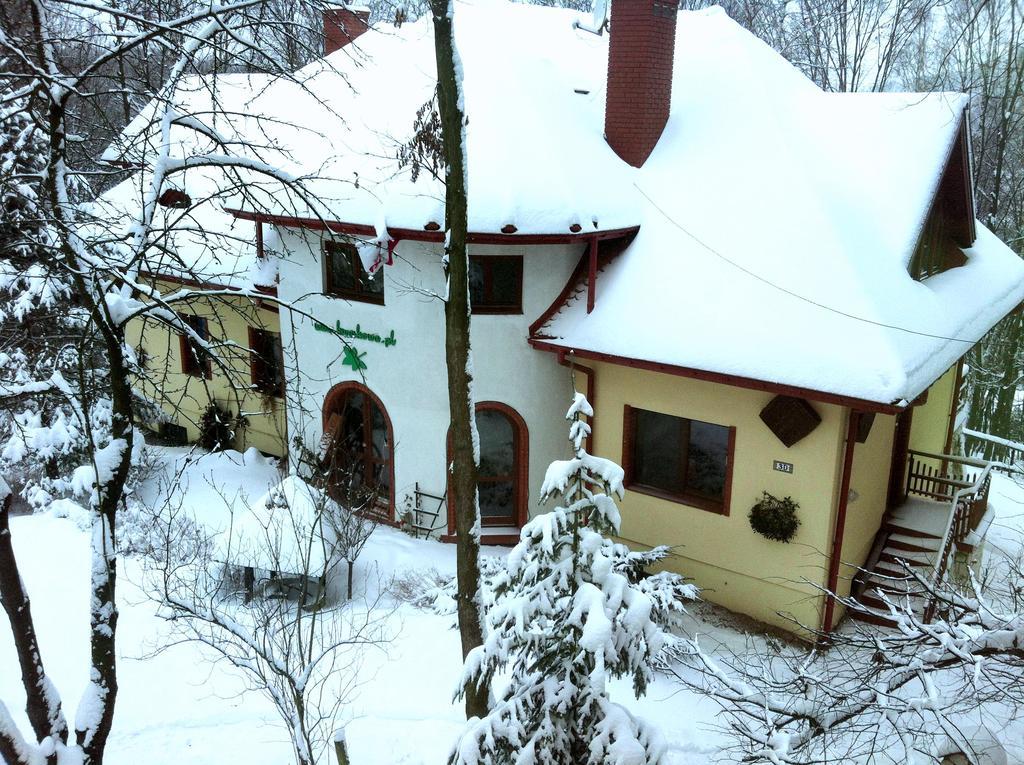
905,450,984,503
964,428,1024,466
908,450,997,623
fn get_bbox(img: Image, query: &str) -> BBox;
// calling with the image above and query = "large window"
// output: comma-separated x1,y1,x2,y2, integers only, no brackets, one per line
179,314,211,378
624,407,733,514
249,328,285,397
447,403,528,532
476,407,522,525
324,241,384,303
323,384,392,514
469,255,522,314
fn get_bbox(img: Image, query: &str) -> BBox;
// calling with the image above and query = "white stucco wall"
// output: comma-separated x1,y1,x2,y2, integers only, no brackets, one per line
273,226,586,525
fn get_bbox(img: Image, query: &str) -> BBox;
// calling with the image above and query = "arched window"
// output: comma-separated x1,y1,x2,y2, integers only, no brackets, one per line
449,403,528,532
323,383,393,516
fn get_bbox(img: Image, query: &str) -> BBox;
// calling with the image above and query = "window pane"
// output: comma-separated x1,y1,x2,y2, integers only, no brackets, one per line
371,404,389,460
468,258,485,305
479,480,514,520
329,246,357,292
490,259,519,307
477,409,514,478
269,333,285,390
340,393,365,452
633,410,684,493
361,263,384,296
686,420,729,500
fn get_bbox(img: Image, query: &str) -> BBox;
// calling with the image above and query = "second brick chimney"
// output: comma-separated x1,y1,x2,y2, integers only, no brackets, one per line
323,6,370,55
604,0,678,167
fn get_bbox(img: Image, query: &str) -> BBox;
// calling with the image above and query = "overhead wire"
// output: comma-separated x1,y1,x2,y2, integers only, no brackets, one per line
633,182,977,345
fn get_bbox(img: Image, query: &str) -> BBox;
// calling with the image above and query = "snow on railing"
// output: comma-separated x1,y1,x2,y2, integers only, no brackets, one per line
913,450,999,623
964,428,1024,465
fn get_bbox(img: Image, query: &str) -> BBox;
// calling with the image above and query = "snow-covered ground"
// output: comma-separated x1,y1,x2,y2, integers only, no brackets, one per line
0,446,729,764
5,446,1024,764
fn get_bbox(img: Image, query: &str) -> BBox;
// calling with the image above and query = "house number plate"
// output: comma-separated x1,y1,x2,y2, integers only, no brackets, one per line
773,460,794,474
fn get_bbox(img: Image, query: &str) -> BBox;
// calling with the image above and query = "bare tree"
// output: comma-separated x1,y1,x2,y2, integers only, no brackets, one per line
673,538,1024,764
145,476,391,765
0,1,360,760
428,0,490,720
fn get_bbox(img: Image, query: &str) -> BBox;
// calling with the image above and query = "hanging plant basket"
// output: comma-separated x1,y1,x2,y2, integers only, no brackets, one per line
749,492,801,543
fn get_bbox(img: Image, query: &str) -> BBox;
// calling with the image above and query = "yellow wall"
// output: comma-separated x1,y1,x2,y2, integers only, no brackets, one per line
909,363,959,458
127,281,288,457
587,361,846,635
835,413,897,608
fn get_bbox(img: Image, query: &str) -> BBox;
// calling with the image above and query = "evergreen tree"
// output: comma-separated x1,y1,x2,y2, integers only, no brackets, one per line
451,392,698,765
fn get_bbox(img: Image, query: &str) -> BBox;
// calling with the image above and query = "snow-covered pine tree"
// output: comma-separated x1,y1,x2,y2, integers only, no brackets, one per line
450,391,698,765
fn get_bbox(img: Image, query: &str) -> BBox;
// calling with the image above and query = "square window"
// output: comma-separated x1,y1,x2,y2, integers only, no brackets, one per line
625,407,733,513
179,314,211,378
250,328,285,397
469,255,522,314
324,241,384,304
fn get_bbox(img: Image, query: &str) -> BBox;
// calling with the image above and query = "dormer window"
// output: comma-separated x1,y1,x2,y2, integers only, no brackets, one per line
909,114,974,282
908,208,967,281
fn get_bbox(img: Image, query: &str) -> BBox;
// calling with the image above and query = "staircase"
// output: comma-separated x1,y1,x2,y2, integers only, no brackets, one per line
850,499,944,626
849,451,995,629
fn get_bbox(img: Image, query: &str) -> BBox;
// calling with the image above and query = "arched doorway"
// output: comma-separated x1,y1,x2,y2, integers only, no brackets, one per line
322,382,394,518
448,402,528,538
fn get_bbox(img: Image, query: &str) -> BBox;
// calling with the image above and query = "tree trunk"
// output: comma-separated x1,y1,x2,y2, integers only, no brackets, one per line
77,346,134,764
0,493,68,763
430,0,489,720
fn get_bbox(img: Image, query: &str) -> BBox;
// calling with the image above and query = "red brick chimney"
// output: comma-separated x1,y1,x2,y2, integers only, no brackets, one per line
323,6,370,55
604,0,678,167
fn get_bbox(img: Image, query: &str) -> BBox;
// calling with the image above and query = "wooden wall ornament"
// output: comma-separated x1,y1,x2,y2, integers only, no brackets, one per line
157,188,191,208
759,395,821,447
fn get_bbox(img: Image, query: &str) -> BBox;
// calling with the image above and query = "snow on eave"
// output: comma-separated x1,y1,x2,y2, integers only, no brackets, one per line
224,203,640,243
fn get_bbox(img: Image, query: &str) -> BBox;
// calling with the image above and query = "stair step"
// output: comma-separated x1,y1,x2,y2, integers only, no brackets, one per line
864,585,929,610
883,522,942,540
857,592,912,612
879,551,933,568
848,607,899,628
886,533,941,553
872,563,913,578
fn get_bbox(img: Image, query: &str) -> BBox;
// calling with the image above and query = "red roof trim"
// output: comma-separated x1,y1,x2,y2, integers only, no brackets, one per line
139,269,278,298
529,340,903,415
223,207,640,245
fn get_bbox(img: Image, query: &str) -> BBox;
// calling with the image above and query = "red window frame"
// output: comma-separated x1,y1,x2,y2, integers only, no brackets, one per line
179,314,211,379
446,402,529,532
469,255,523,315
621,405,735,515
322,382,395,519
323,241,385,305
248,327,285,398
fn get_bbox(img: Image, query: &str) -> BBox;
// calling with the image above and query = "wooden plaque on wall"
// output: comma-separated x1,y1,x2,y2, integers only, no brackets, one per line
759,395,822,448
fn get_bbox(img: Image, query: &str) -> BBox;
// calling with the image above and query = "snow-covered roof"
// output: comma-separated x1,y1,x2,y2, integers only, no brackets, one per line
97,0,1024,404
533,9,1024,406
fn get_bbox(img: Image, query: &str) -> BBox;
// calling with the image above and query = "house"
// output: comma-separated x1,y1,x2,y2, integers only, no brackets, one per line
104,0,1024,635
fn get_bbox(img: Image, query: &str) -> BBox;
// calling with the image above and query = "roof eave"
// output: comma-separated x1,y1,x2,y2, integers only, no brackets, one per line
224,207,640,245
529,339,906,415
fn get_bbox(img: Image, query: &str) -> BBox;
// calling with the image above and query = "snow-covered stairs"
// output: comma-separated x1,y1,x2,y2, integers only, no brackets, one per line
849,499,947,628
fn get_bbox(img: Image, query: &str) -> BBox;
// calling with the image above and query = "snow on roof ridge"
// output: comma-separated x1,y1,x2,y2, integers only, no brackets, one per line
93,0,1024,404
